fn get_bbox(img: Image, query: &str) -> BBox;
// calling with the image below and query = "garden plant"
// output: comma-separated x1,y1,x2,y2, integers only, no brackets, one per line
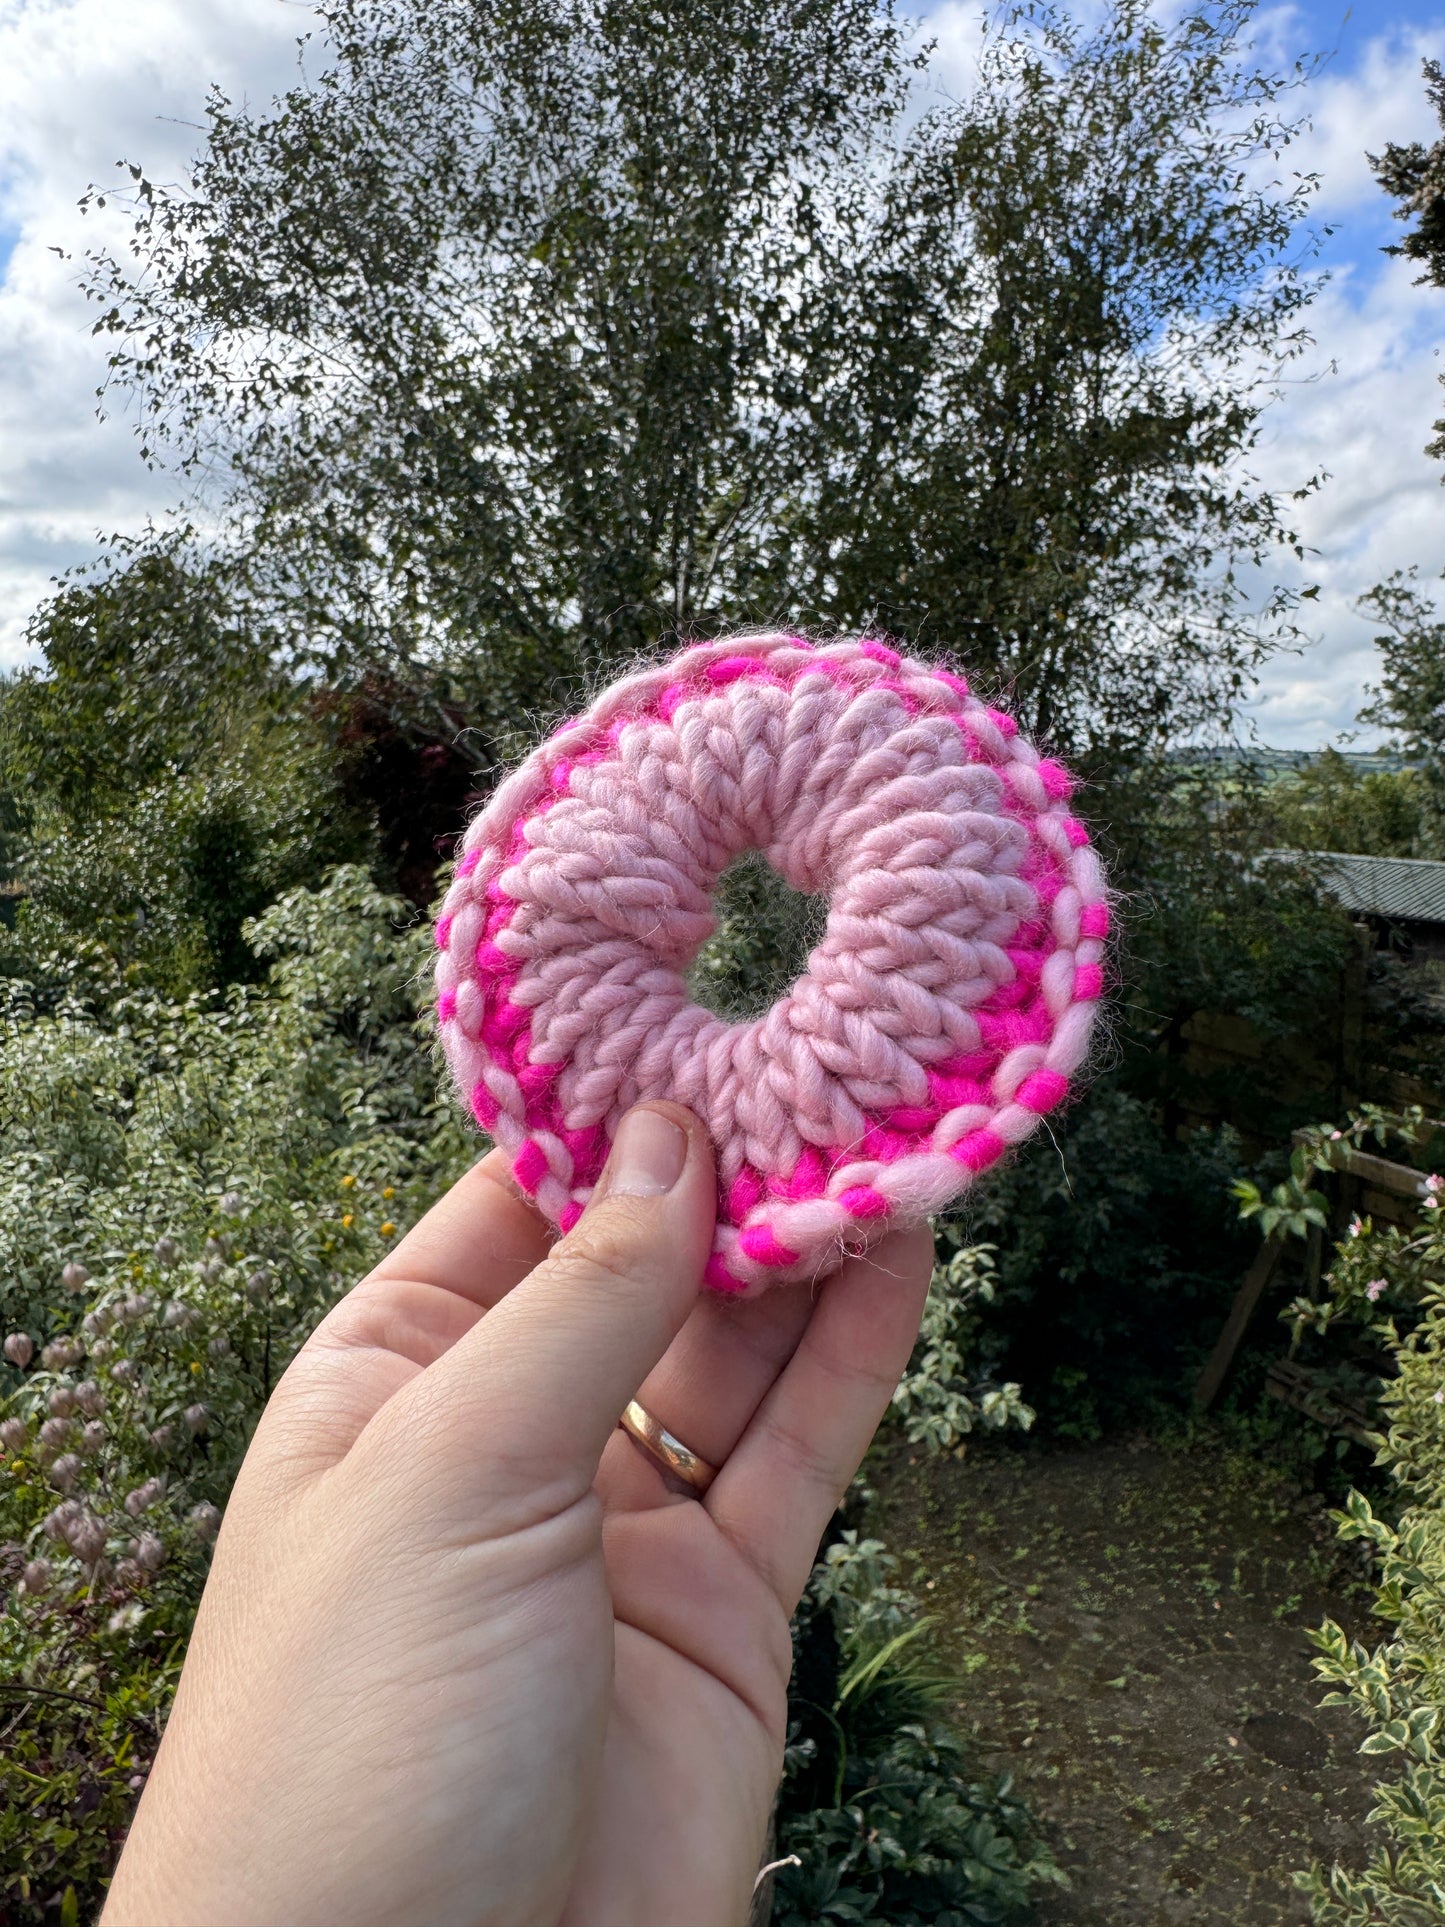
4,0,1445,1916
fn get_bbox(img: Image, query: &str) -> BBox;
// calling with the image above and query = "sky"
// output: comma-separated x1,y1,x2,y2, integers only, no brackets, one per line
0,1,1442,748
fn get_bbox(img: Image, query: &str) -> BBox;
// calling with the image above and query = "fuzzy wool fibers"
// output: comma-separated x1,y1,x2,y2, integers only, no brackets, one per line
435,634,1108,1295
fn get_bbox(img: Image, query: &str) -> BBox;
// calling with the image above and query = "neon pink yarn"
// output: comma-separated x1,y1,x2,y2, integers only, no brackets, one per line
434,634,1108,1295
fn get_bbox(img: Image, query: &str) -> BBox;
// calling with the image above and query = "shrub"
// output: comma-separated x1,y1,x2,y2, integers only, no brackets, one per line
0,547,377,998
890,1238,1035,1453
1231,1108,1445,1919
775,1533,1065,1926
1296,1210,1445,1919
0,867,468,1924
966,1084,1256,1436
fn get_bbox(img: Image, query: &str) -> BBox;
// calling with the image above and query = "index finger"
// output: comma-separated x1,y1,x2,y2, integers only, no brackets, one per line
257,1149,553,1477
363,1147,553,1312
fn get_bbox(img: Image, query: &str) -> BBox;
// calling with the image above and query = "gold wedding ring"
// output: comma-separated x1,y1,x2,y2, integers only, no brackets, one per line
618,1399,719,1494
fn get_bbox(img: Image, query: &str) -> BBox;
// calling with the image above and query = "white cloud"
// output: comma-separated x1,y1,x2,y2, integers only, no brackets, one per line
1243,19,1445,746
0,0,1441,753
914,5,1445,747
1244,253,1444,744
1293,26,1444,215
0,0,307,664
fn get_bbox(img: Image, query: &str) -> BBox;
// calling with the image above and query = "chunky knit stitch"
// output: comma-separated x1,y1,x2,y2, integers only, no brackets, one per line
435,634,1108,1295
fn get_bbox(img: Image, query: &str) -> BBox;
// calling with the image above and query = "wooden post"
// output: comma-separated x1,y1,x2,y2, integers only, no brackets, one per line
1194,1133,1437,1414
1193,1235,1284,1411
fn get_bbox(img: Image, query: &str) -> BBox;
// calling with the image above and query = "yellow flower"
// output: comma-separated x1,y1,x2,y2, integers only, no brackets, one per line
190,1361,202,1375
379,1221,396,1238
382,1186,395,1200
340,1174,357,1190
341,1213,354,1229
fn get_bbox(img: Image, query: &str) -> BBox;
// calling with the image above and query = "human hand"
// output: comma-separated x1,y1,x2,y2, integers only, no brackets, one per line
101,1102,934,1927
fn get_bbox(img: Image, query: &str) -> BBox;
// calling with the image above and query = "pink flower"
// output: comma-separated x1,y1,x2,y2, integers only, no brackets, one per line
1426,1174,1444,1195
1348,1215,1364,1239
1365,1279,1387,1302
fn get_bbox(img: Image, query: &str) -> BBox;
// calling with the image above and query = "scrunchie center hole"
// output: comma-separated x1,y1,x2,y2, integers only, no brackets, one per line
685,851,828,1022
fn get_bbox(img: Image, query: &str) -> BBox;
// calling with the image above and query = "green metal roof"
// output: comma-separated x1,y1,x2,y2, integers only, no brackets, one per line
1265,851,1445,925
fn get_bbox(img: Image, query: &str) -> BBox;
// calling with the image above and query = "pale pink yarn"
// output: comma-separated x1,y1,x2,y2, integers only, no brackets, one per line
434,634,1108,1295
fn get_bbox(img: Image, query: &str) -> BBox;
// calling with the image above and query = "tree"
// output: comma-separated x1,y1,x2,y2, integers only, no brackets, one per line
0,543,374,991
1373,56,1445,286
1263,746,1431,860
1351,66,1445,838
80,0,1321,767
1372,58,1445,457
1,541,266,817
1357,573,1445,856
794,2,1324,762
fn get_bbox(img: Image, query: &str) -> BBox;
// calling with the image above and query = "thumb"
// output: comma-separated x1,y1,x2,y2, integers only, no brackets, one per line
387,1103,716,1525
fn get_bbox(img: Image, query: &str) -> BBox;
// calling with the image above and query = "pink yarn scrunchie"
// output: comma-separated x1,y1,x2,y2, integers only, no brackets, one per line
435,634,1108,1295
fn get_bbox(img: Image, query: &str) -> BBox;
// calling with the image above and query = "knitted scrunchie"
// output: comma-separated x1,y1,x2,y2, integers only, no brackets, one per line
435,633,1108,1295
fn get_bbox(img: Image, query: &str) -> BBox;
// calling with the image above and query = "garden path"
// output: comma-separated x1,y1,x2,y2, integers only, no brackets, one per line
872,1437,1383,1926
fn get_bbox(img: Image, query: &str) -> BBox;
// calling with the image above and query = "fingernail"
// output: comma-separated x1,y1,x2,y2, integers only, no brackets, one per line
606,1108,687,1198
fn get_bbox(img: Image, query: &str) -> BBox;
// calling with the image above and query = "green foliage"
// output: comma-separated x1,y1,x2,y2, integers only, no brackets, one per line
1372,56,1445,460
776,1534,1064,1926
1231,1149,1329,1242
5,750,361,999
82,0,1321,762
685,852,826,1022
1356,577,1445,855
946,743,1389,1438
82,0,915,717
1119,760,1360,1051
1264,749,1433,861
1233,1107,1432,1343
0,547,372,995
1278,1118,1445,1920
776,1740,1056,1927
814,0,1323,764
890,1241,1035,1452
1224,1106,1445,1917
0,869,470,1923
2,543,262,814
965,1085,1257,1434
1374,56,1445,289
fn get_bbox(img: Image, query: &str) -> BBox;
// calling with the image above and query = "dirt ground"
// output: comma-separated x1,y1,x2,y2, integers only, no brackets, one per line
870,1436,1384,1927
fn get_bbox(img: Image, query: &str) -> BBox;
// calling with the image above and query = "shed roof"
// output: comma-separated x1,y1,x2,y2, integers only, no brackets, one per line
1264,850,1445,925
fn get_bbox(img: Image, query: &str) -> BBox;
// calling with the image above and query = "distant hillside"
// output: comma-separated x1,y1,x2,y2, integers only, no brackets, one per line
1166,745,1415,778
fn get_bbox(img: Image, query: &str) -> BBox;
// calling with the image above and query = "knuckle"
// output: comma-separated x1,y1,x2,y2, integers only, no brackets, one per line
760,1411,839,1505
550,1197,662,1291
542,1233,641,1299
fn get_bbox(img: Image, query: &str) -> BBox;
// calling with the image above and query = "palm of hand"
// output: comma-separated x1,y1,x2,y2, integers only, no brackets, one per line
103,1126,932,1927
570,1198,932,1927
